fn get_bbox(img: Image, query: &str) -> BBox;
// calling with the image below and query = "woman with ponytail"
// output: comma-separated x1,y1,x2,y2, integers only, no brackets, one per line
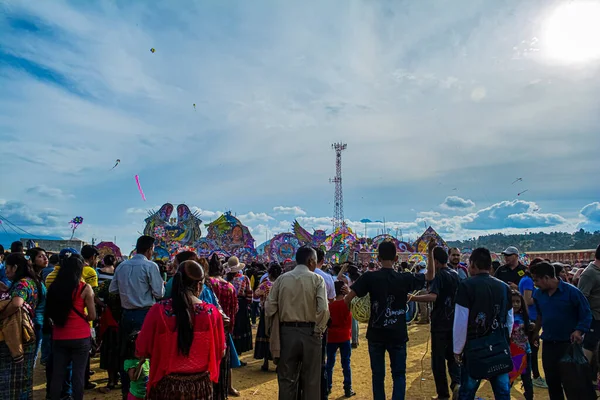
46,253,96,400
136,260,226,400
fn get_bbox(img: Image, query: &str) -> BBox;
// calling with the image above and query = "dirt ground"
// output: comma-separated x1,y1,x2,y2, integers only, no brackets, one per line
33,323,549,400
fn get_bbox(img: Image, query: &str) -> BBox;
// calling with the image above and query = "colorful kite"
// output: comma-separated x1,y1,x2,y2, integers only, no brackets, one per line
69,216,83,240
518,190,528,196
512,178,523,184
135,175,146,201
110,159,120,170
150,48,155,53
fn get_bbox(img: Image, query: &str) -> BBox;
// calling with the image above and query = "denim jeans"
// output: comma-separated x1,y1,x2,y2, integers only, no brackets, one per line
514,353,533,400
120,308,149,398
368,341,407,400
50,337,91,400
351,318,359,345
46,344,73,399
34,323,43,366
326,341,352,391
458,363,510,400
431,330,460,398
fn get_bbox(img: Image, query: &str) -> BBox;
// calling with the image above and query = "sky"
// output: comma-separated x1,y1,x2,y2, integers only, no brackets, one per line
0,0,599,251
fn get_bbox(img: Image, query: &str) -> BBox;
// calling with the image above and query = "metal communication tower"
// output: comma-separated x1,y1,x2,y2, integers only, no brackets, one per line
329,142,347,230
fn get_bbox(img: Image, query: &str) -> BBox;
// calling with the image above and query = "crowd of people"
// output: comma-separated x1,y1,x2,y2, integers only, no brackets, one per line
0,236,599,400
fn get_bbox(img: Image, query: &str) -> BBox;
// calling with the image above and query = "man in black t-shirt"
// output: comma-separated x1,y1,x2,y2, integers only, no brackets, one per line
413,242,460,400
495,246,527,290
453,248,513,399
345,241,425,400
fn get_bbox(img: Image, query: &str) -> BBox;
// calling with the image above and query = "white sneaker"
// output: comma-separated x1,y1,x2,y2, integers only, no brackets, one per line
532,376,548,388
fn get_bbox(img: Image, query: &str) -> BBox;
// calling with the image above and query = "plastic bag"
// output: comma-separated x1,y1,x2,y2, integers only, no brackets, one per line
559,343,596,399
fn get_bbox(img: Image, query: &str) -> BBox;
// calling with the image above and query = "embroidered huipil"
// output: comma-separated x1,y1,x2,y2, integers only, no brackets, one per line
136,299,226,392
206,278,238,332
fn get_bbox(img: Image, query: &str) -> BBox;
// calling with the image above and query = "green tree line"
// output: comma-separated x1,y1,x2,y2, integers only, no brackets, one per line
446,229,600,253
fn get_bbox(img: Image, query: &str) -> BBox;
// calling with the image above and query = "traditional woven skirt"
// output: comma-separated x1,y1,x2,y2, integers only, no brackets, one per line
99,326,120,373
0,341,36,400
232,297,253,354
253,308,271,360
147,371,212,400
213,344,231,400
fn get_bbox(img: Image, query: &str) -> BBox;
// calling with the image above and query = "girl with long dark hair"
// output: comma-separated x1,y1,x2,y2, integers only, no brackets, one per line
0,253,41,399
136,260,226,400
46,253,96,400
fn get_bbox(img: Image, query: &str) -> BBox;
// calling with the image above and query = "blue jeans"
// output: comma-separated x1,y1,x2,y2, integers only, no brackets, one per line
458,363,510,400
326,341,352,391
514,353,533,400
368,341,407,400
34,324,43,366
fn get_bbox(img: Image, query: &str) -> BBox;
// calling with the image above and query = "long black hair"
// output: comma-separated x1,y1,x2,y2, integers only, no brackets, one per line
208,254,223,277
171,260,205,356
26,247,47,275
46,253,85,327
5,253,42,299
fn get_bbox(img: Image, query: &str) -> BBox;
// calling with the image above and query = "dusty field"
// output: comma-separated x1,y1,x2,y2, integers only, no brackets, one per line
33,323,549,400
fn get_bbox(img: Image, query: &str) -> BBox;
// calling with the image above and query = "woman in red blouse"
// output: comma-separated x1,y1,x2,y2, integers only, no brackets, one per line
206,255,240,398
136,261,225,400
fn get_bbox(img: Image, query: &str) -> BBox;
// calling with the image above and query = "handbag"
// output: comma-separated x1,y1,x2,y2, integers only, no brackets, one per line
464,286,512,380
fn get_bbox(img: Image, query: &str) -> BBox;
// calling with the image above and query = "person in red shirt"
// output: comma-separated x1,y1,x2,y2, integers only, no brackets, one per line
325,281,356,398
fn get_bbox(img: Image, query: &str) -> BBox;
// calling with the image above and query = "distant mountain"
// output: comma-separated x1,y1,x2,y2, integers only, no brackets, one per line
0,232,64,248
446,229,600,253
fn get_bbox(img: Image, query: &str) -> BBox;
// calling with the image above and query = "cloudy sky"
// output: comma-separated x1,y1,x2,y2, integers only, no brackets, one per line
1,0,599,250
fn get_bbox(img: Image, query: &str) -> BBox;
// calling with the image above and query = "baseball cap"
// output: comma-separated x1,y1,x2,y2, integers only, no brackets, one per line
59,248,79,259
501,246,520,256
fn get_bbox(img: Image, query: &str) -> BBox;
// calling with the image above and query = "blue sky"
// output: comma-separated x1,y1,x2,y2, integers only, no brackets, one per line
1,0,599,251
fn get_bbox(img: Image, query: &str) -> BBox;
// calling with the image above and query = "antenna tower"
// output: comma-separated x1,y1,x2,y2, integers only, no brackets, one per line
329,142,347,230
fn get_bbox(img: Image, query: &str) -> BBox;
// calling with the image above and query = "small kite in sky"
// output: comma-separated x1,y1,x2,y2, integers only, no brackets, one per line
150,48,156,53
518,189,528,196
512,178,523,184
193,103,196,111
452,188,458,191
135,175,147,201
110,159,120,170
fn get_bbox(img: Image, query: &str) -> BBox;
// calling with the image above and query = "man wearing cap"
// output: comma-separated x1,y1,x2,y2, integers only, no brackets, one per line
265,246,329,399
495,246,527,290
577,244,600,364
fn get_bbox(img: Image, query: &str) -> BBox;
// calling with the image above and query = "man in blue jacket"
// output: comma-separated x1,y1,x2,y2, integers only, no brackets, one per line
532,261,592,399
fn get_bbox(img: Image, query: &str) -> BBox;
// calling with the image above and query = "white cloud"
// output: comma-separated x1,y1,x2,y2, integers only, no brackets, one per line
237,212,274,223
462,200,566,230
25,185,74,200
273,206,307,216
417,211,443,218
579,202,600,231
441,196,476,210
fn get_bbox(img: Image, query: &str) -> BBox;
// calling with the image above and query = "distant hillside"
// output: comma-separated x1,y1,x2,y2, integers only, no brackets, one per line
446,229,600,253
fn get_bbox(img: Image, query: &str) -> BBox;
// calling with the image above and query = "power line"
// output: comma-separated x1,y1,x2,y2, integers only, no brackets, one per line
0,213,42,240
